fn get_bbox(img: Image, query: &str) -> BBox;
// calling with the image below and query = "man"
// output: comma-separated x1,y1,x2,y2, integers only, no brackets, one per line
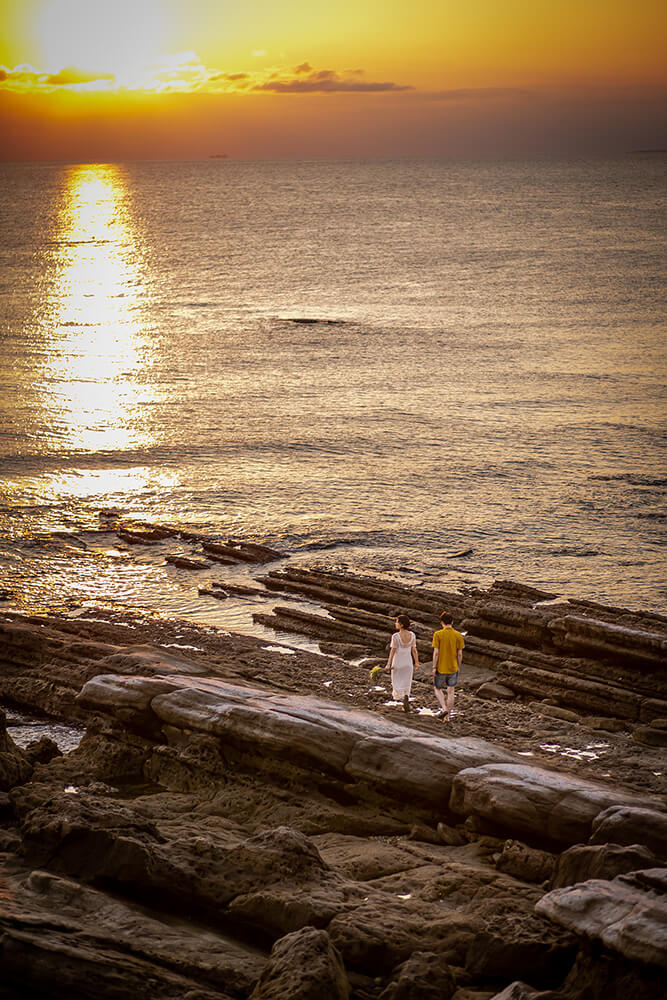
432,612,465,721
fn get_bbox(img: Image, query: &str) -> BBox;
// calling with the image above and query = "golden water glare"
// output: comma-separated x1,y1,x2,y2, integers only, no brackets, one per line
40,164,162,497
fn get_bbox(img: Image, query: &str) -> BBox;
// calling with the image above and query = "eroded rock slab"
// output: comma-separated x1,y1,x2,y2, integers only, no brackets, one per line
552,843,660,889
79,673,521,798
589,805,667,860
450,763,648,846
249,926,350,999
0,864,257,1000
0,708,32,791
536,869,667,969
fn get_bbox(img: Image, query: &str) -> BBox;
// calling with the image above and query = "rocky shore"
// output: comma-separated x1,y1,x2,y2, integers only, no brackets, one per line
1,530,666,998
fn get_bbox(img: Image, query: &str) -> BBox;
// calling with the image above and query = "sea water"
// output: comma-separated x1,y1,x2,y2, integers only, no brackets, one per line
0,157,665,628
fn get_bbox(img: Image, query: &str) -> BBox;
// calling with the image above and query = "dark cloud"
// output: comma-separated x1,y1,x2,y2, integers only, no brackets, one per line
294,62,313,74
210,71,249,81
424,87,534,101
254,68,412,94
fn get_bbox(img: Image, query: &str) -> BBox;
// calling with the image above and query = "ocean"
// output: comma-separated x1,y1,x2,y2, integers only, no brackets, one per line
1,156,665,635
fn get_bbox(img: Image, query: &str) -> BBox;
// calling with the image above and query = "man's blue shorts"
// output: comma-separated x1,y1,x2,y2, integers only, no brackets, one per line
434,671,458,689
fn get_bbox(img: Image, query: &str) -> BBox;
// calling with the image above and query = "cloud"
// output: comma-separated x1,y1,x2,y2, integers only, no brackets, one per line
0,63,48,89
423,87,535,102
254,68,412,94
0,55,412,98
0,61,116,92
45,66,115,87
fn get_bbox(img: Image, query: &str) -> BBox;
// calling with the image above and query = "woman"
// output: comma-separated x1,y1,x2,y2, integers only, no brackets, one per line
384,613,419,712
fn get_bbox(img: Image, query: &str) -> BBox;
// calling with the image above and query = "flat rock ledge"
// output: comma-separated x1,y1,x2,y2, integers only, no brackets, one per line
79,673,654,848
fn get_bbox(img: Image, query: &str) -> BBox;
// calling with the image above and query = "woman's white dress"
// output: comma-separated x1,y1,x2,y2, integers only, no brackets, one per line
390,630,416,698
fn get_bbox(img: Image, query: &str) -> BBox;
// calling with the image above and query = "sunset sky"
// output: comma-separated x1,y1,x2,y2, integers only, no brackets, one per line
1,0,666,159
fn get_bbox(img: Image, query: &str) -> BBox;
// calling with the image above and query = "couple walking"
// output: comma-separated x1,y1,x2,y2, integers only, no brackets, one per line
384,611,464,720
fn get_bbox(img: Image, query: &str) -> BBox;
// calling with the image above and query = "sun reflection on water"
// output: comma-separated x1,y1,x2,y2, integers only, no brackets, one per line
41,163,154,454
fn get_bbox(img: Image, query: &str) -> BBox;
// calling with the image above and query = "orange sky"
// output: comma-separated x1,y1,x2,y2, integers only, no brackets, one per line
1,0,666,159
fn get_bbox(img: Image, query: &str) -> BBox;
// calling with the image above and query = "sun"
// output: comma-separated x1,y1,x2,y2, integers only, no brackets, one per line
35,0,169,85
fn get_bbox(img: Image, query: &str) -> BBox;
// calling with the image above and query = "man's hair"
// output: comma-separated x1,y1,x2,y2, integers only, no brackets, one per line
439,612,454,625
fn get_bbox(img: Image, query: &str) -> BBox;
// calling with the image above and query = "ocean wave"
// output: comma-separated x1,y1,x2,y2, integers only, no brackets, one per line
285,317,347,326
45,238,111,247
589,473,667,487
293,538,366,552
547,547,600,558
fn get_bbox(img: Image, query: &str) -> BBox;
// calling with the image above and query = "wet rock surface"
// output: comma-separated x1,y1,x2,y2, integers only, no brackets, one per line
0,566,665,999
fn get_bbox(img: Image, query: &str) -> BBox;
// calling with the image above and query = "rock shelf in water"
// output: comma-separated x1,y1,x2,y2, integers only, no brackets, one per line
0,565,666,999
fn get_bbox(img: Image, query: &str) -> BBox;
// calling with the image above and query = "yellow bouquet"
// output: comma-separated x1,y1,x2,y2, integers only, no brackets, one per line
369,665,384,683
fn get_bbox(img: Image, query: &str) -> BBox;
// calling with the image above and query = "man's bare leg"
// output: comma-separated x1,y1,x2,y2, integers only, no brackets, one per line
446,686,456,715
434,678,448,718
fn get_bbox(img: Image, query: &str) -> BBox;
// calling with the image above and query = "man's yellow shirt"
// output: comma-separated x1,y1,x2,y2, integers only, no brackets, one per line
432,626,465,674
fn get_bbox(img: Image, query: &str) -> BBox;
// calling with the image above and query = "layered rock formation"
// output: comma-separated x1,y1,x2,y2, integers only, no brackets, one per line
0,564,665,999
253,570,667,727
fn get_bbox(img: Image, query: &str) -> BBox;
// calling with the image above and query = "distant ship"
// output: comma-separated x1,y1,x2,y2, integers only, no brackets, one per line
209,154,230,159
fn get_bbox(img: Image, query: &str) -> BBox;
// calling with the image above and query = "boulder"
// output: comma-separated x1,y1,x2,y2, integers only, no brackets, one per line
408,823,440,844
464,926,575,985
546,942,666,1000
494,841,555,884
165,555,209,570
0,790,12,819
449,764,642,846
488,984,542,1000
345,736,519,804
589,806,667,860
477,682,516,701
249,927,349,1000
379,950,456,1000
437,822,467,847
552,843,659,889
77,674,182,734
0,708,32,791
632,725,667,748
529,703,581,724
452,992,495,1000
536,869,667,969
23,736,62,766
